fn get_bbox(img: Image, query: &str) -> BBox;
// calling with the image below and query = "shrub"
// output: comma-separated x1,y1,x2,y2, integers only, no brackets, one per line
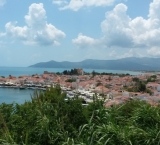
0,87,160,144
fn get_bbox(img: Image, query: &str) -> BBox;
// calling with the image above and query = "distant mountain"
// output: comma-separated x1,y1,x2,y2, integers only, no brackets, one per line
29,57,160,71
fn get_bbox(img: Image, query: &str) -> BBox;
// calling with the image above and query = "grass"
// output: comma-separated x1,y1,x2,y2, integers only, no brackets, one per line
0,87,160,144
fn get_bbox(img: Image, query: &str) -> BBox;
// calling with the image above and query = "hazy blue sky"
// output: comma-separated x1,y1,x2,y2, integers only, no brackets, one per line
0,0,159,66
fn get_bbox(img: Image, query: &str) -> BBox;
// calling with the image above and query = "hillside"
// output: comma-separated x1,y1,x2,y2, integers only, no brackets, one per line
29,57,160,71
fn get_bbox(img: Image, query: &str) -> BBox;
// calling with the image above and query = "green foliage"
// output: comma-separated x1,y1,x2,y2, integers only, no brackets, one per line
56,72,61,75
137,81,146,92
146,89,153,95
125,81,147,93
65,78,76,82
90,71,131,77
105,84,110,88
151,75,157,79
147,75,157,82
92,70,96,77
108,76,112,81
63,69,80,75
132,77,140,82
83,71,90,75
126,87,134,92
0,87,160,144
77,99,160,145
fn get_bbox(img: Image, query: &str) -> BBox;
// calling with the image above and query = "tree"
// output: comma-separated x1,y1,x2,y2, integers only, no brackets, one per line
137,81,146,92
132,77,139,82
108,76,112,81
63,70,68,75
0,87,160,144
92,70,96,77
151,75,157,79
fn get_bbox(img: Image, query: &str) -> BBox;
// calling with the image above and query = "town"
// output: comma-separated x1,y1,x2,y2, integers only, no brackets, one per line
0,68,160,107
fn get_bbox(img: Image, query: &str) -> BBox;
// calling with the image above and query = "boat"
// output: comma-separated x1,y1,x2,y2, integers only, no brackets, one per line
19,85,26,90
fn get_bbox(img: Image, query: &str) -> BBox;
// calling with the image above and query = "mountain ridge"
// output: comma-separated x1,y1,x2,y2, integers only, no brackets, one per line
29,57,160,71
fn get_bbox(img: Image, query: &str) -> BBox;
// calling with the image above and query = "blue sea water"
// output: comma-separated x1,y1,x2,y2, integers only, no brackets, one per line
0,66,143,77
0,67,144,104
0,87,34,104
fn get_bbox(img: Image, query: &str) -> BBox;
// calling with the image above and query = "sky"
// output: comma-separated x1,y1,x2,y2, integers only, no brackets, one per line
0,0,159,66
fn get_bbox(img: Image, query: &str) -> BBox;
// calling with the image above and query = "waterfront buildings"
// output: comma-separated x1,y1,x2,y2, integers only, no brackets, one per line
1,71,160,106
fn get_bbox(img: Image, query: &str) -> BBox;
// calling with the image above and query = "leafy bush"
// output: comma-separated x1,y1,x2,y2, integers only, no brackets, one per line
0,87,160,144
65,79,76,82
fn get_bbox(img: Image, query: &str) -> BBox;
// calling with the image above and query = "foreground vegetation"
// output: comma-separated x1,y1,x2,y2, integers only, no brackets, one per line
0,86,160,145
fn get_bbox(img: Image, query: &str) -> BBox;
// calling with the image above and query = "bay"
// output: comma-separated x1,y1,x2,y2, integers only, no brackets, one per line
0,67,144,104
0,66,143,77
0,87,34,104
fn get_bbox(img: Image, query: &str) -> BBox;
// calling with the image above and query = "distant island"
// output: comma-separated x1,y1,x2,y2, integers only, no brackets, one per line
29,57,160,71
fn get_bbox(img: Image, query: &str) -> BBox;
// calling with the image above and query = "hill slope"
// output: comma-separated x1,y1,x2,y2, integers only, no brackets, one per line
29,57,160,70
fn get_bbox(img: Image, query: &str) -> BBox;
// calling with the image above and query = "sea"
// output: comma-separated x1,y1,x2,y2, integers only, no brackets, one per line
0,67,144,104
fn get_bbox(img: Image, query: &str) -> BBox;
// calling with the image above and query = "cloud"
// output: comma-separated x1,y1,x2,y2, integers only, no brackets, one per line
0,0,6,7
108,49,143,59
72,33,99,48
109,50,117,57
0,32,5,37
120,49,143,58
59,0,115,11
3,3,65,46
100,3,133,48
52,0,68,5
147,47,160,57
73,0,160,51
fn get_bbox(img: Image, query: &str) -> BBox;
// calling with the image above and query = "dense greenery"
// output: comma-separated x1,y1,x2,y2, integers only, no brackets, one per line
63,69,80,75
147,75,157,82
132,77,140,82
125,77,152,94
61,69,131,77
125,82,152,95
90,70,130,77
0,86,160,144
65,78,76,82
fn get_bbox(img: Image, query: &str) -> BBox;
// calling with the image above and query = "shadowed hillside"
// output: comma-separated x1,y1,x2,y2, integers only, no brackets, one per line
29,57,160,71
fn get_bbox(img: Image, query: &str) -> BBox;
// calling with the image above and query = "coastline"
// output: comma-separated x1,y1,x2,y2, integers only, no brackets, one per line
0,66,145,77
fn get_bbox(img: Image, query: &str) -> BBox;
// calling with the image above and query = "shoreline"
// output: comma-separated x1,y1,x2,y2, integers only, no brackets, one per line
0,84,46,91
